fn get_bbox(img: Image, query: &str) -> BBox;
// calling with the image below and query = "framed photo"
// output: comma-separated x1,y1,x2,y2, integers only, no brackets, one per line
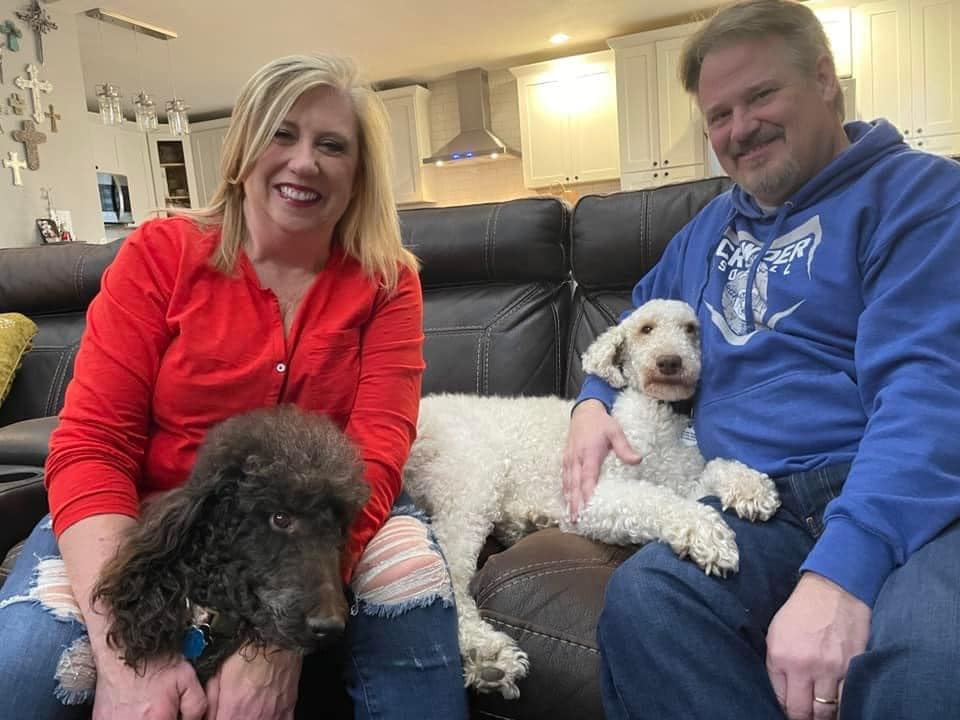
36,217,61,243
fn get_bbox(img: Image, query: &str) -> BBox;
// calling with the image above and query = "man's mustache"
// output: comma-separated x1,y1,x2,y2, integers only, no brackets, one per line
731,128,784,158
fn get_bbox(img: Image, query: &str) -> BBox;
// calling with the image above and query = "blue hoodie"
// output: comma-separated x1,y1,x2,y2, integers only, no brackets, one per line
578,120,960,606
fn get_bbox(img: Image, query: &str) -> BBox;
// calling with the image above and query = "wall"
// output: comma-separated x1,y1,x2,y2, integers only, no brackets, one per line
422,69,620,208
0,2,101,248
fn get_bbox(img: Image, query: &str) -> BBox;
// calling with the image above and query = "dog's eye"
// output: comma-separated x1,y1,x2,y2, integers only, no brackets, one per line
685,323,698,335
270,512,293,531
640,324,654,334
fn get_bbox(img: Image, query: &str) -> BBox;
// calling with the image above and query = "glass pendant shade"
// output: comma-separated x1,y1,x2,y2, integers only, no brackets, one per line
96,83,123,126
165,97,190,136
134,91,158,131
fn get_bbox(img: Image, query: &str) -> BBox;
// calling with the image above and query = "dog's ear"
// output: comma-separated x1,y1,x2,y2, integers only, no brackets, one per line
581,324,628,388
92,481,218,670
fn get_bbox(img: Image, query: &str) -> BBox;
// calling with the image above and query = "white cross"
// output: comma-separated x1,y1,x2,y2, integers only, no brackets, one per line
3,151,27,186
14,64,53,125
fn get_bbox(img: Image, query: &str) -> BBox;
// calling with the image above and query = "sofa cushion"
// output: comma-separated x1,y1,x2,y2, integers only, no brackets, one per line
402,198,573,398
0,240,123,427
564,179,732,397
0,467,46,565
469,529,636,720
0,313,38,408
0,415,58,466
403,198,569,287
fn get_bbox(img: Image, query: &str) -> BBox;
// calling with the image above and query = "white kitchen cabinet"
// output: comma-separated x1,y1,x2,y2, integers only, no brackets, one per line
655,36,705,170
812,5,855,78
855,0,960,154
377,86,435,205
609,24,707,189
190,118,231,207
147,132,200,211
510,51,620,188
620,164,701,191
91,121,120,173
88,115,157,224
116,131,158,223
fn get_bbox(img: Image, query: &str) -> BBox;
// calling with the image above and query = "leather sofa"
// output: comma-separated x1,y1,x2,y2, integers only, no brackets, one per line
0,176,731,719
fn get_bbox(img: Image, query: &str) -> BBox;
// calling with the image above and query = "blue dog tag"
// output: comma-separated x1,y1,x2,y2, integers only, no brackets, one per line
182,626,208,660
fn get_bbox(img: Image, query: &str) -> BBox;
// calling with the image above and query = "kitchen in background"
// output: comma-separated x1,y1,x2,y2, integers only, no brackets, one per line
37,0,960,246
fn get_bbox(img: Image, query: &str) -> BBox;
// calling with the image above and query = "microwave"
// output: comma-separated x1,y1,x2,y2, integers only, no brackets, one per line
98,172,134,225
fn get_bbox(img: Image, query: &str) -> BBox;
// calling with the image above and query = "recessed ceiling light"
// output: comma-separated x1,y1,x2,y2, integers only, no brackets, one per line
550,33,570,45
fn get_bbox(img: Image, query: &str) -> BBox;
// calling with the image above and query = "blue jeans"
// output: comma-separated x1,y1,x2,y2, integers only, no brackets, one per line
0,497,467,720
598,463,960,719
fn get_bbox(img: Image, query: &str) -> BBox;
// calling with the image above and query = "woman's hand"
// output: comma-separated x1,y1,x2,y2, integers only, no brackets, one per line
204,645,302,720
92,654,207,720
766,573,871,720
562,399,641,521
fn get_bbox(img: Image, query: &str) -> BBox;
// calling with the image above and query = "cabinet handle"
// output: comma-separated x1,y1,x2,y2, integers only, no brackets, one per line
918,141,924,147
664,171,670,177
574,175,579,180
663,159,670,166
917,128,923,134
565,176,570,181
904,129,910,135
652,161,658,167
653,173,659,178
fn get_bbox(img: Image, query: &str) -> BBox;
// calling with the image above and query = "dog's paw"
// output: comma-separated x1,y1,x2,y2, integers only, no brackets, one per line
462,630,530,700
705,458,781,522
665,506,740,577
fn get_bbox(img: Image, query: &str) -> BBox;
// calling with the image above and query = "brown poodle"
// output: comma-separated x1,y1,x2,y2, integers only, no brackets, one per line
90,405,369,682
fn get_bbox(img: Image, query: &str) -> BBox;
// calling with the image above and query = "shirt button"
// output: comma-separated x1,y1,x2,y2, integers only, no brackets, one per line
275,362,287,373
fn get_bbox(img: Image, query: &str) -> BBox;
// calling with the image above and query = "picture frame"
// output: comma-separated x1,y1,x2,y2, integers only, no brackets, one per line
36,217,61,243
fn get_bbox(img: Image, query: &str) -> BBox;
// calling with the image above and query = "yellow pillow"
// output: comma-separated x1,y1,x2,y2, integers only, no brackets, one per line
0,313,38,408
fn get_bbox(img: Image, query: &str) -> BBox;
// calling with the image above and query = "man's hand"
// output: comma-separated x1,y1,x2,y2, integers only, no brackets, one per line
562,399,641,521
204,645,302,720
92,654,207,720
766,572,871,720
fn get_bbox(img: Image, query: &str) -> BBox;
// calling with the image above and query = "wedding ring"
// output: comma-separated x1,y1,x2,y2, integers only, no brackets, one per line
814,696,839,706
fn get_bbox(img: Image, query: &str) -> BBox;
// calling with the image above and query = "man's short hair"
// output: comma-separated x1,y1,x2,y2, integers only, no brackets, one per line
680,0,844,119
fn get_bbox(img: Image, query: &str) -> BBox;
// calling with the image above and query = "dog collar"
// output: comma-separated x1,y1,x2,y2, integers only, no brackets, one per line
181,597,241,660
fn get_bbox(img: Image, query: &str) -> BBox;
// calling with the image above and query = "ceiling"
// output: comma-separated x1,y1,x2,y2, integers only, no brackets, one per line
53,0,720,121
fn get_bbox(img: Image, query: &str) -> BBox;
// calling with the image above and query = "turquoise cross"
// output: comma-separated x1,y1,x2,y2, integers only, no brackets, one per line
1,20,21,52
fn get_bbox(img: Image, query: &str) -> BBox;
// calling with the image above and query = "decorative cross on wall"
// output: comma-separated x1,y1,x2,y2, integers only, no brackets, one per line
8,93,25,115
12,118,46,170
15,1,56,65
14,64,53,124
0,46,5,84
1,20,22,52
3,151,27,186
45,103,60,132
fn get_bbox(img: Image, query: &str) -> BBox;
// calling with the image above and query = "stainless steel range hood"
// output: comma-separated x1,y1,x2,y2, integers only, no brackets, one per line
423,68,520,166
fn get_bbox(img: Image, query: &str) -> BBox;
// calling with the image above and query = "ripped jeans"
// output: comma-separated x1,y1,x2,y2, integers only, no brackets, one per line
0,491,468,720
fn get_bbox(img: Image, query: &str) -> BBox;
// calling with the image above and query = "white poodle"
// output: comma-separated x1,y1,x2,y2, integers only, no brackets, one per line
404,299,780,699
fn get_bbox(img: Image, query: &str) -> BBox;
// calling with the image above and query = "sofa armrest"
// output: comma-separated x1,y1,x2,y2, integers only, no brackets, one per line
0,416,58,467
0,466,47,561
468,529,635,720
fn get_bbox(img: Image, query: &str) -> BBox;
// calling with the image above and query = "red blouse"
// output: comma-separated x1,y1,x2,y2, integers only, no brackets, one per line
46,217,425,579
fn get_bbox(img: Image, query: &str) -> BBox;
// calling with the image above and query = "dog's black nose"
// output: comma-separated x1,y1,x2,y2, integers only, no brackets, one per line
307,615,345,640
656,354,683,376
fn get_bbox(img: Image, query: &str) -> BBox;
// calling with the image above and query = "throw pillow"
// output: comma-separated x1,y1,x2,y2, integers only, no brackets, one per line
0,312,38,408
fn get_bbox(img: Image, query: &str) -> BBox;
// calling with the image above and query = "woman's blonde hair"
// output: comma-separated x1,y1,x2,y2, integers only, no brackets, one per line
680,0,844,119
187,54,417,291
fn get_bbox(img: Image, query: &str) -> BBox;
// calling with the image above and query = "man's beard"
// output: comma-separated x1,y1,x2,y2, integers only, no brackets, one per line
738,155,801,205
729,128,801,204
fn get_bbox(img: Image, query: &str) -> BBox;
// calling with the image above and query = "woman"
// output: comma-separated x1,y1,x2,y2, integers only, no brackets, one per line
0,55,468,720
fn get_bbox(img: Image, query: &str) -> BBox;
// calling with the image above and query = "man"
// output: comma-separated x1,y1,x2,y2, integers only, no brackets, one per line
562,1,960,718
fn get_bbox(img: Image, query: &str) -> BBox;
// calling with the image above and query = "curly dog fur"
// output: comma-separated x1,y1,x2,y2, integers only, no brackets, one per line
82,405,368,684
404,299,781,699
